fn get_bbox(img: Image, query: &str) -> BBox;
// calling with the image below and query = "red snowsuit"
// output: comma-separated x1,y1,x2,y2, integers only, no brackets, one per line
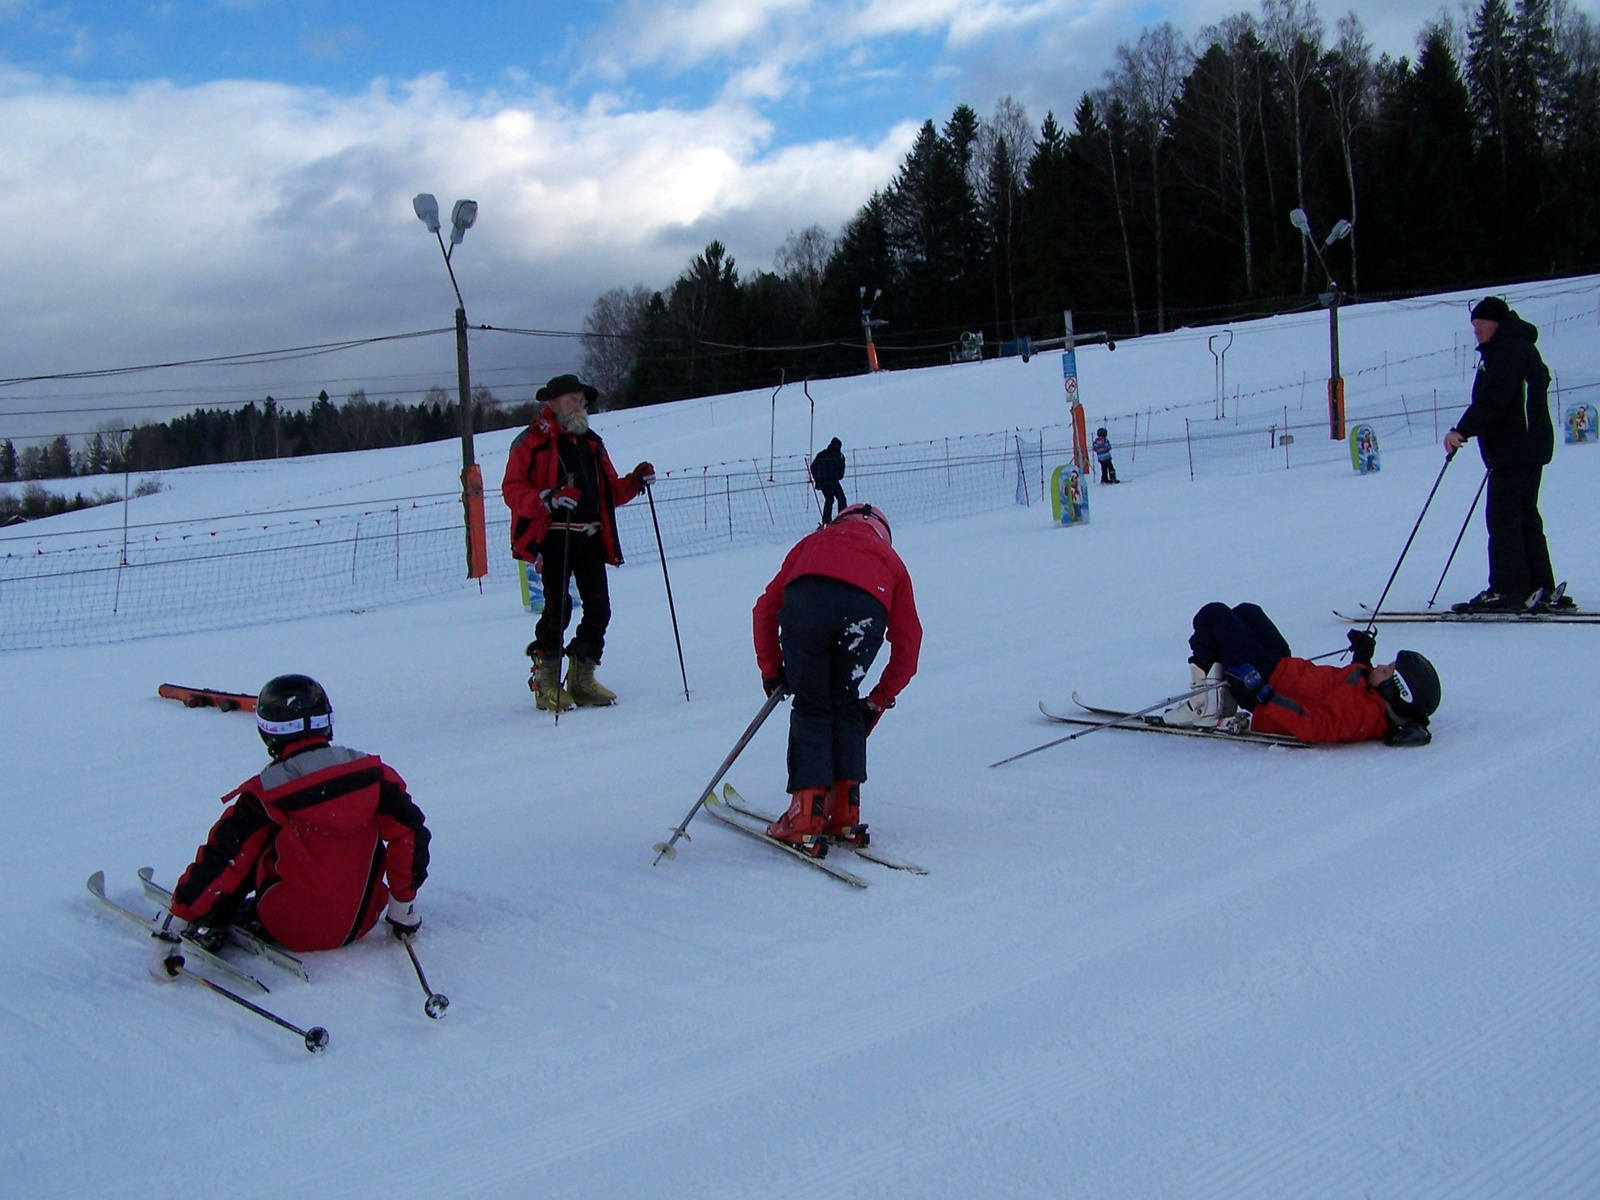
171,743,430,953
1250,658,1392,744
753,519,922,710
501,408,643,565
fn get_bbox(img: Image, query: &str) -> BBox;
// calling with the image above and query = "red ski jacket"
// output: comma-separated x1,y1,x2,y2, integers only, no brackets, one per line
502,407,643,565
171,744,430,953
753,519,922,709
1250,658,1392,744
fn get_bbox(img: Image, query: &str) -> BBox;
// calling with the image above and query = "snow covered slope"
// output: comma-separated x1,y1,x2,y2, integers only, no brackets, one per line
3,280,1599,1198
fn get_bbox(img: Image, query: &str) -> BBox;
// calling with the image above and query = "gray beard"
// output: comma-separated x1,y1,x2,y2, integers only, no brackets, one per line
557,409,589,435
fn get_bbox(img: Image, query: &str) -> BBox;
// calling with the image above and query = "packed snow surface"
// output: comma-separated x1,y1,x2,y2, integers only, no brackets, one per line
4,278,1599,1197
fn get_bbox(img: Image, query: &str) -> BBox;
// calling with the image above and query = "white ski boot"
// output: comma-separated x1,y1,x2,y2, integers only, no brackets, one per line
1159,663,1236,728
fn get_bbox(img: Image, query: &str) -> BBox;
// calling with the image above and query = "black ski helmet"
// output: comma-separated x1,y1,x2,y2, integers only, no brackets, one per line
256,674,333,758
1378,650,1440,722
1097,427,1108,437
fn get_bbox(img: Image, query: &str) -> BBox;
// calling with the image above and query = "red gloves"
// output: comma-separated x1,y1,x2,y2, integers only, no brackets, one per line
632,462,656,487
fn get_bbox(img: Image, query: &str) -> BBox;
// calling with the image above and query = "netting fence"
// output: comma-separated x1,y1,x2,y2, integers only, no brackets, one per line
4,377,1592,652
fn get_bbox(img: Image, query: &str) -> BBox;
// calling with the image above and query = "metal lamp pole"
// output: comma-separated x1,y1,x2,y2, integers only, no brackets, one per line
414,193,487,578
1291,209,1353,440
858,286,886,372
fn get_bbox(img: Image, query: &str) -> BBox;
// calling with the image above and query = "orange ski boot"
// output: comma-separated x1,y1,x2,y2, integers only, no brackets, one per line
766,787,831,857
823,779,869,847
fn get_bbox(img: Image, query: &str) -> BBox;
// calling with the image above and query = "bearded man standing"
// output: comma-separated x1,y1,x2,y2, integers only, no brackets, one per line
503,374,654,710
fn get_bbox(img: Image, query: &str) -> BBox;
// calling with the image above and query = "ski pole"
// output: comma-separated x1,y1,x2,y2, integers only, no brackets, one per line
644,482,690,702
1427,469,1488,608
989,682,1222,768
654,688,787,863
179,964,328,1053
1364,449,1456,632
553,494,574,728
395,931,450,1019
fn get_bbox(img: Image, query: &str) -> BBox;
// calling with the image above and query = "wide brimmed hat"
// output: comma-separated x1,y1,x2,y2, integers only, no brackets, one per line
537,373,598,404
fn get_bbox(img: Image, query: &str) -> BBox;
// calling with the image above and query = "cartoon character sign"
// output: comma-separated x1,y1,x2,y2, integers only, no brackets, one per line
1348,423,1380,473
1565,402,1597,444
1050,464,1090,526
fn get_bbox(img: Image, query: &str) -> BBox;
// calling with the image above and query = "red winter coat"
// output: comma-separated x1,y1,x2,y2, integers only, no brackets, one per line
1250,658,1392,744
171,744,430,953
753,519,922,709
502,407,643,565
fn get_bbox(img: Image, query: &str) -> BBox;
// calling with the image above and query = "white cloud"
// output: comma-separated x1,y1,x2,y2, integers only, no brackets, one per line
0,70,912,430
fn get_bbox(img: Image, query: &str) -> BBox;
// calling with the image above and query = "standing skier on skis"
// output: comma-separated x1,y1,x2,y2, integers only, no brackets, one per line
1091,427,1118,484
149,675,431,979
1444,297,1573,613
503,373,654,710
752,503,922,853
809,437,848,523
1162,602,1439,746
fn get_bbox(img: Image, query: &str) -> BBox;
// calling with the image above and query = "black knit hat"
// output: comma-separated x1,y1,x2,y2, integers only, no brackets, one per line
1471,296,1511,323
537,374,598,404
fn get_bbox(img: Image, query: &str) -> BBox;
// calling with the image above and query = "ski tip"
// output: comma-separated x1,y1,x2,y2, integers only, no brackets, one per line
137,866,154,883
87,870,106,896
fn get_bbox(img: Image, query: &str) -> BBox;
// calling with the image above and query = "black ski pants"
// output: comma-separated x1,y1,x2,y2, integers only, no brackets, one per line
1485,465,1555,599
1189,602,1291,710
532,528,612,663
779,575,886,792
817,481,847,524
1098,458,1117,484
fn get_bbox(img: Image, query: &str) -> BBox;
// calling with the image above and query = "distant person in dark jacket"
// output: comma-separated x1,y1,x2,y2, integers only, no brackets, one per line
810,437,847,523
1092,427,1118,484
1444,298,1572,613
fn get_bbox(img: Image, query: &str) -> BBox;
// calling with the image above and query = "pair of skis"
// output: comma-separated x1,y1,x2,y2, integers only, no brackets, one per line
1335,606,1596,625
704,784,928,888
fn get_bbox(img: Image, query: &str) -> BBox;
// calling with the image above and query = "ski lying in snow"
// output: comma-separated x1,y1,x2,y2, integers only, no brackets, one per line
87,871,271,993
720,785,928,874
1334,608,1598,624
138,868,308,982
703,794,868,888
158,684,258,712
1042,700,1308,748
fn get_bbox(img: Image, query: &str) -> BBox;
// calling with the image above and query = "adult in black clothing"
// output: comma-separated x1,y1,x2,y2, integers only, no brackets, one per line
810,437,847,523
1444,298,1572,613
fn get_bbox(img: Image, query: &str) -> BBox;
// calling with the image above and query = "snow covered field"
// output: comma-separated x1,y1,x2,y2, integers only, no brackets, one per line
4,281,1599,1197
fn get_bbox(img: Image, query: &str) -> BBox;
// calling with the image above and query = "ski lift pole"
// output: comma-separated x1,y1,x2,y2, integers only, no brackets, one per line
653,689,786,863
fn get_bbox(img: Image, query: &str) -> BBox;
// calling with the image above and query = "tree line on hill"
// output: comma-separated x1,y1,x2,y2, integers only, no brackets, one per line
0,387,534,481
584,0,1600,405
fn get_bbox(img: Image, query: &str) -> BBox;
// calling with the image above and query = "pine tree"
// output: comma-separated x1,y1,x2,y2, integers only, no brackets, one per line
0,439,16,482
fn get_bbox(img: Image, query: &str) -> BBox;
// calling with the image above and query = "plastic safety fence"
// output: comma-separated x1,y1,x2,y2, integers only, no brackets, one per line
4,380,1589,651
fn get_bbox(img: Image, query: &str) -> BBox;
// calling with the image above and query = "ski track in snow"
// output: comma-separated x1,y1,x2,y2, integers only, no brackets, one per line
4,279,1600,1197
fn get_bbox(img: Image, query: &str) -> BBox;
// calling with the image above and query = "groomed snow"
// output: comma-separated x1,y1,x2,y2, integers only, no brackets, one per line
3,279,1599,1198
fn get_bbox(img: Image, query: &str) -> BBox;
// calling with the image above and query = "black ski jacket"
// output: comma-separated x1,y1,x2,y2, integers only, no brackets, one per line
1455,313,1553,469
810,443,846,487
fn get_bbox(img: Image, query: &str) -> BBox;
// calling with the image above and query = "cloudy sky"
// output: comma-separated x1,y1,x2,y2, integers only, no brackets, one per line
0,0,1566,437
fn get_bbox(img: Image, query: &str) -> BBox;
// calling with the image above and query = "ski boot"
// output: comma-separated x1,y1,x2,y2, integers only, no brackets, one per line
1159,662,1235,728
528,646,575,712
766,787,831,857
823,779,869,847
565,656,617,707
1527,582,1576,613
1452,588,1526,613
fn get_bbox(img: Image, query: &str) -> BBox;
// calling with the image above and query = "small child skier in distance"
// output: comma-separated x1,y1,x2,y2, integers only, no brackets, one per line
1092,427,1118,484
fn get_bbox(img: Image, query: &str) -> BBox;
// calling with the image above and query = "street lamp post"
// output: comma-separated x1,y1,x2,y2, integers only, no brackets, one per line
413,193,487,579
1290,208,1354,440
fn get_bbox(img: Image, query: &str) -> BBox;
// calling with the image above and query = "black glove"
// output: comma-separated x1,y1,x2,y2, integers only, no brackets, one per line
1224,663,1273,705
861,695,892,735
763,672,787,697
1347,628,1376,666
1383,719,1432,747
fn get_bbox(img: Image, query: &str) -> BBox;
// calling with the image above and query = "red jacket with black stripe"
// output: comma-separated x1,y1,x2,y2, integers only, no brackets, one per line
1250,658,1392,744
171,744,430,953
501,407,643,566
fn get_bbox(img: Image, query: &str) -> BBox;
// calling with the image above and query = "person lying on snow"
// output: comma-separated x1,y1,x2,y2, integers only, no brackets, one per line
1160,602,1439,746
752,503,922,855
148,674,431,981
